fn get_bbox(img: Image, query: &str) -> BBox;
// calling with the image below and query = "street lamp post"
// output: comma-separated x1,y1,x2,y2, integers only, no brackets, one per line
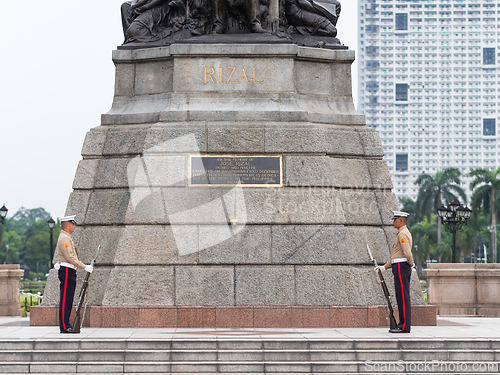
1,205,8,264
0,204,8,225
47,217,55,268
437,200,472,263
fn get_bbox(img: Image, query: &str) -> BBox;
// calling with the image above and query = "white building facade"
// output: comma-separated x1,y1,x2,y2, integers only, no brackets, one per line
357,0,499,202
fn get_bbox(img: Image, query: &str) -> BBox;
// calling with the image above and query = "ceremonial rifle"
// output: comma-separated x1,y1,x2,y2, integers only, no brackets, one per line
73,245,101,333
366,244,397,330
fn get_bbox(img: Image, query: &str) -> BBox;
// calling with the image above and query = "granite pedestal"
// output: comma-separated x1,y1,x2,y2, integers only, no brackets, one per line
33,43,435,328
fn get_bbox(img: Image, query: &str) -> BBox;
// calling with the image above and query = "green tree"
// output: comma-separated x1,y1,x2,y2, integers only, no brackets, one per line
469,167,500,263
457,212,489,263
432,238,452,263
400,196,422,229
11,207,51,223
415,168,467,243
23,219,61,273
7,207,51,237
24,230,51,272
410,216,437,268
1,208,60,275
0,230,23,264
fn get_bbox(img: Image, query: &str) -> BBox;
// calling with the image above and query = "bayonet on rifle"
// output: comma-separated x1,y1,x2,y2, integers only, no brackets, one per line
73,245,100,333
367,244,397,330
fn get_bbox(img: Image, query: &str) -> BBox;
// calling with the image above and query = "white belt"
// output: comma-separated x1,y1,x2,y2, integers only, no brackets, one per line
392,258,407,264
60,262,76,270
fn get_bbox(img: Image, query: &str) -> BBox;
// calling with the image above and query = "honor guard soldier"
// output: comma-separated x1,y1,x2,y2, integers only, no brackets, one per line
376,211,414,333
54,215,93,333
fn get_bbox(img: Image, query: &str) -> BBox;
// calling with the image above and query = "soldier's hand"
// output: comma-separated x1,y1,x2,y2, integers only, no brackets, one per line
84,265,94,273
375,265,385,273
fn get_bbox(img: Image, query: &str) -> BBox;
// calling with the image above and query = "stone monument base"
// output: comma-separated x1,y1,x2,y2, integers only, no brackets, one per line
30,305,436,328
39,43,437,328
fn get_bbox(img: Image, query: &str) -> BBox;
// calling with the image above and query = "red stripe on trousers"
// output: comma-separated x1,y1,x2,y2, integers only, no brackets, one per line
398,262,406,330
62,267,68,330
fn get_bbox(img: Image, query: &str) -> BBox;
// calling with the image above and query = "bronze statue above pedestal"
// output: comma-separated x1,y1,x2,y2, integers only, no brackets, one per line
120,0,344,49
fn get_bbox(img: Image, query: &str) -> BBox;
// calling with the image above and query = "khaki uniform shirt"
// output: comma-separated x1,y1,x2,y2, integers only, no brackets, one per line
57,230,86,269
384,225,414,269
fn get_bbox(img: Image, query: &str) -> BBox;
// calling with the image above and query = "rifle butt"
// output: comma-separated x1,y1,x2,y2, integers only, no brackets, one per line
378,271,398,329
389,313,398,329
72,314,81,333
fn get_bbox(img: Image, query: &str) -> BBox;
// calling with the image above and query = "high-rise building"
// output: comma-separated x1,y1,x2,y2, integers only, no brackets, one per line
357,0,499,202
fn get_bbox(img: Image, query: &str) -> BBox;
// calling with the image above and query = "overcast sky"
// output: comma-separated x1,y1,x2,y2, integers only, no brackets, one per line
0,0,358,220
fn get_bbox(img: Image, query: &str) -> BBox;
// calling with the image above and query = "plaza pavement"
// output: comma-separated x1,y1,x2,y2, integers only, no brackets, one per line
1,316,499,341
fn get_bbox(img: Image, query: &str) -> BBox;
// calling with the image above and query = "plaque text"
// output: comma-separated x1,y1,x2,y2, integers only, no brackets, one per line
189,155,282,187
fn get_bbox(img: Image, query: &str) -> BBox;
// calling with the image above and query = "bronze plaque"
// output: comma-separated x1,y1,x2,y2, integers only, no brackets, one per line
189,155,282,187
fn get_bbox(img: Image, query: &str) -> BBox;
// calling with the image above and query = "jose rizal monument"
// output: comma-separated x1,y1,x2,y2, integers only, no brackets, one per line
32,0,436,329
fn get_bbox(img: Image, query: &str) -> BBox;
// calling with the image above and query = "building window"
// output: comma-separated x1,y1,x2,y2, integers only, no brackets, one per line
396,154,408,171
395,14,408,30
483,48,495,65
366,61,380,69
395,84,408,101
483,119,496,136
366,25,379,33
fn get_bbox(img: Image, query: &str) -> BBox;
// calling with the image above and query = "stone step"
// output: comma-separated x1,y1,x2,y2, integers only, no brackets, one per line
1,374,356,375
1,349,499,362
1,340,499,374
2,361,500,373
1,339,499,350
0,374,492,375
0,350,500,363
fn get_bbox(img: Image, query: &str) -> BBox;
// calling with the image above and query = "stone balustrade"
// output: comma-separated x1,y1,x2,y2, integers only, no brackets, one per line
424,263,500,316
0,265,24,317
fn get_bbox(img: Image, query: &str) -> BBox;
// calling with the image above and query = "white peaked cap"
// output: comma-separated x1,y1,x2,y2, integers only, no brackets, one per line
392,211,410,220
60,215,77,223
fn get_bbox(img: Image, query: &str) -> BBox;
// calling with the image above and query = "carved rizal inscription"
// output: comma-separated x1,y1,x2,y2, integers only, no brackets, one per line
204,67,264,84
189,155,282,187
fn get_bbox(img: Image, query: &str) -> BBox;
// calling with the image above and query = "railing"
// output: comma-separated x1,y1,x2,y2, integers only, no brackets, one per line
20,281,45,293
420,279,428,304
20,292,42,316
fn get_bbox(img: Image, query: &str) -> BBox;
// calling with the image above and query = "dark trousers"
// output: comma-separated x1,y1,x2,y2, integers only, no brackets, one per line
392,262,411,332
59,266,77,332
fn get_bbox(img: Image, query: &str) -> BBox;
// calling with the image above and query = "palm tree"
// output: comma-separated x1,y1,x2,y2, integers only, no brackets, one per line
415,168,467,243
459,212,489,263
469,167,500,263
410,216,437,271
432,239,452,263
399,196,422,229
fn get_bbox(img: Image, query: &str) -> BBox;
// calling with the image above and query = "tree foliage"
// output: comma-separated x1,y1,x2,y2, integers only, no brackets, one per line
415,167,467,218
400,196,421,229
399,168,497,267
410,216,437,265
414,167,467,244
469,167,500,263
432,240,452,263
0,208,60,276
469,167,500,214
